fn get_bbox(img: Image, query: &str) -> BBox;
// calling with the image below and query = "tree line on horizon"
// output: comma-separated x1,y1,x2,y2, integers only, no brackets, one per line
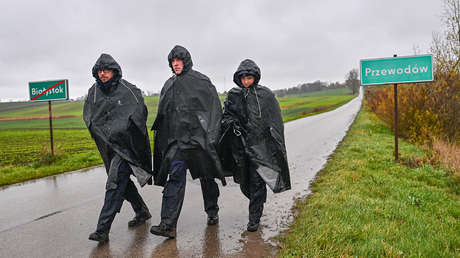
91,77,358,99
272,80,348,97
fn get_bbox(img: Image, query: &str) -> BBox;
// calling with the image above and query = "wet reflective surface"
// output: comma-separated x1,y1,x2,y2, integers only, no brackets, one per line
0,91,362,257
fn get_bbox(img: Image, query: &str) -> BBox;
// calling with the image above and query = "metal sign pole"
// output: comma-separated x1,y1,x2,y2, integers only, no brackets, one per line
394,83,399,161
393,54,399,161
48,100,54,156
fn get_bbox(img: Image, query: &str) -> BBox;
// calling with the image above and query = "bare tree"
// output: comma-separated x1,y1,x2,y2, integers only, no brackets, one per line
431,0,460,76
429,0,460,141
345,69,360,95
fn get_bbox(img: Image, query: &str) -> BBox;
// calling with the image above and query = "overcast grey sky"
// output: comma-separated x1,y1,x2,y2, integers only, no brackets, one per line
0,0,443,100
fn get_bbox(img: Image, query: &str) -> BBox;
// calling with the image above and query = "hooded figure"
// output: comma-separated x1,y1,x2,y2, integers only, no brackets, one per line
219,59,291,232
150,45,225,239
83,53,153,243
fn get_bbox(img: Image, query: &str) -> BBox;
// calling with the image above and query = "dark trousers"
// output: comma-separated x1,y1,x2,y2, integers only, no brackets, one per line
161,160,220,226
248,163,267,224
96,160,148,233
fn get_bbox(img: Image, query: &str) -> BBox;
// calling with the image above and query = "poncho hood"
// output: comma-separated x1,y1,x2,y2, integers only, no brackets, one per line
167,45,193,75
233,59,261,88
92,53,122,88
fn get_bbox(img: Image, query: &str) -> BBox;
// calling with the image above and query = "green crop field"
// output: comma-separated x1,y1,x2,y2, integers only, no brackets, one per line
0,88,355,186
0,101,84,118
280,95,354,122
0,129,96,166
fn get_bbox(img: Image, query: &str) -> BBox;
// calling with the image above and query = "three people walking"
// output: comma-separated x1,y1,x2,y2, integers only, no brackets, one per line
84,49,290,243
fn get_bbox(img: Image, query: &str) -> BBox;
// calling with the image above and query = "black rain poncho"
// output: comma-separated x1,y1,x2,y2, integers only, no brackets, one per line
152,45,226,186
219,59,290,197
83,54,153,188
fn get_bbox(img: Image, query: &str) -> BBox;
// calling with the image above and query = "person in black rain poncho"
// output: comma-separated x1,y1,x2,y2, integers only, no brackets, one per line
83,54,153,243
219,59,291,232
150,45,226,239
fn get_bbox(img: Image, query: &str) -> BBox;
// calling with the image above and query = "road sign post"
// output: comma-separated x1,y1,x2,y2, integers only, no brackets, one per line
29,79,69,156
360,55,433,161
48,101,54,156
393,54,399,160
394,82,398,160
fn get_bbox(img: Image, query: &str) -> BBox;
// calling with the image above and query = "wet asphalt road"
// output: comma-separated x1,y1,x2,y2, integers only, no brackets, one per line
0,90,362,258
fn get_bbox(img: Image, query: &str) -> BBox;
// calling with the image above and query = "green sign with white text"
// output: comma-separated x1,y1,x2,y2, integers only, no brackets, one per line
360,55,433,85
29,79,69,101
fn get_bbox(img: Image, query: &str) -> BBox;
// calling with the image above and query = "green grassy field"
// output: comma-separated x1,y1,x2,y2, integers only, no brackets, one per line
0,101,84,118
0,88,354,186
0,97,161,128
278,88,355,122
279,104,460,257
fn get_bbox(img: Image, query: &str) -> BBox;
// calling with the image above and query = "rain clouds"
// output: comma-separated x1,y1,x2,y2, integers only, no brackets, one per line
0,0,442,100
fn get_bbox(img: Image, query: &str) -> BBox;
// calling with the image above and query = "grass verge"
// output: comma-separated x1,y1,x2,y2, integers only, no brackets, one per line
279,104,460,257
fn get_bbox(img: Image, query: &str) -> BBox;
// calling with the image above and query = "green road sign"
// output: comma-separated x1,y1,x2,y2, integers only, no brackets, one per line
360,55,433,85
29,79,69,101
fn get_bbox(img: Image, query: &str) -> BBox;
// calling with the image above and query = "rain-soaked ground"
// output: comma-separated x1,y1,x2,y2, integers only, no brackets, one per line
0,90,362,257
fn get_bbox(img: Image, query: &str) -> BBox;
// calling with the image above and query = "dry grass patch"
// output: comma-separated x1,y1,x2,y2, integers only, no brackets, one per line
433,139,460,182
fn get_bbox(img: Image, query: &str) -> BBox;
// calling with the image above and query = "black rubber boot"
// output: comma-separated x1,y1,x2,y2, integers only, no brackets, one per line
207,215,219,225
128,210,152,227
247,221,259,232
150,222,176,239
88,231,109,243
